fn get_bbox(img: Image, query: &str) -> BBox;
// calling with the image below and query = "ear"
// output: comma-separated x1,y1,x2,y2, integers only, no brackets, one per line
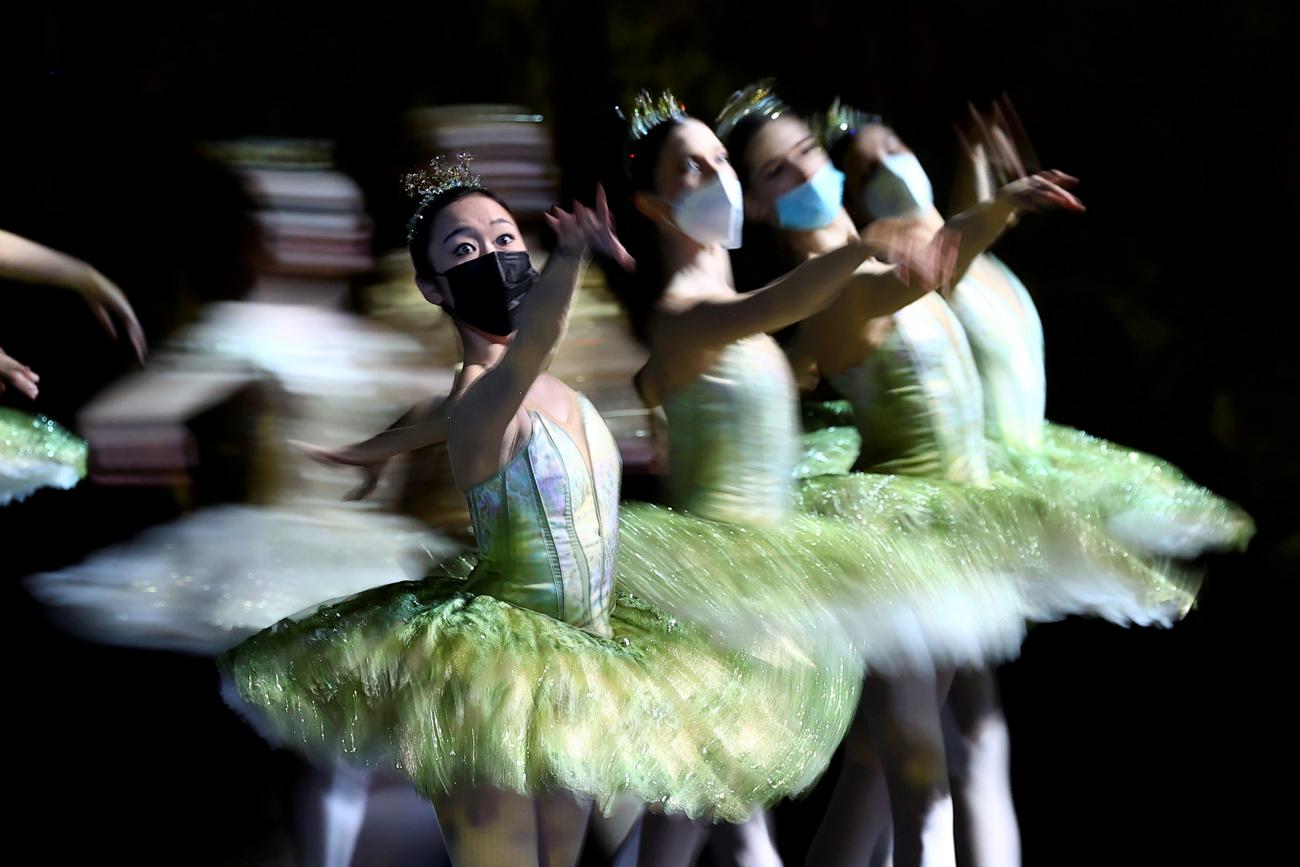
415,275,448,308
632,190,670,225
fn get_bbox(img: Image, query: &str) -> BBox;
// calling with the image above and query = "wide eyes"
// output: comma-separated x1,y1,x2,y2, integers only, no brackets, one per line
451,232,516,259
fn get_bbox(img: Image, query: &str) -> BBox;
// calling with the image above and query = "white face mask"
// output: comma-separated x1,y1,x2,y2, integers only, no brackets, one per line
863,151,934,219
671,171,744,249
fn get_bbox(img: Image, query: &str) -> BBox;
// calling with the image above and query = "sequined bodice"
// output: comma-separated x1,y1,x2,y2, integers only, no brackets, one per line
463,394,621,637
661,336,800,528
948,255,1046,450
829,297,989,483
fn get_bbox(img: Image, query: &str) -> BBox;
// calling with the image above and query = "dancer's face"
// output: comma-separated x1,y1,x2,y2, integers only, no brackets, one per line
633,118,737,226
841,124,910,213
418,193,528,307
740,114,831,223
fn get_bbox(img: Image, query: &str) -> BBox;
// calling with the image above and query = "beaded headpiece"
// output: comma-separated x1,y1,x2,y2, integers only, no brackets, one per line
404,153,485,242
714,79,788,144
617,89,689,176
812,98,884,151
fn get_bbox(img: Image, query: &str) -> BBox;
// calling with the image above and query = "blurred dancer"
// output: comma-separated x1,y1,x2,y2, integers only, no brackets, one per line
22,191,455,867
819,97,1252,867
720,81,1193,867
603,90,948,867
600,89,1145,867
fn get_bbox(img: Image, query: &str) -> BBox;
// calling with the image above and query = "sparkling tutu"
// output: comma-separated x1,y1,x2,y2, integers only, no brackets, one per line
220,396,861,821
0,408,86,505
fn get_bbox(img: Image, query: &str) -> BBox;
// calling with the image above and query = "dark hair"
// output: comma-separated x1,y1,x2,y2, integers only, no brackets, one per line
717,109,809,346
720,112,771,190
625,118,685,199
407,186,516,283
600,117,686,345
826,131,857,171
826,121,892,225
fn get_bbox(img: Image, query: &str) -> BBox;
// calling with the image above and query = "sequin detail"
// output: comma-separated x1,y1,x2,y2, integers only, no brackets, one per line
0,409,87,505
221,390,861,820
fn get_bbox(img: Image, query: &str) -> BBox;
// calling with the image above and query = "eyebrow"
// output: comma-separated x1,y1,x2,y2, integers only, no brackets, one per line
758,136,815,175
442,218,516,244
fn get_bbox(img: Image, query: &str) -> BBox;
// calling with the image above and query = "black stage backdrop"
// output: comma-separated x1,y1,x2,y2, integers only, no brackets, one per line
2,2,1295,864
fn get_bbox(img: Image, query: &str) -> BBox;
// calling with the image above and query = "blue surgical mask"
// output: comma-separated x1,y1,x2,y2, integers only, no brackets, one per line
863,152,934,219
774,164,845,231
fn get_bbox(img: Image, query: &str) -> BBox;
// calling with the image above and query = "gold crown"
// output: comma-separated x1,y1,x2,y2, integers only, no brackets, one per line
715,79,788,143
404,153,486,242
812,98,883,150
403,152,484,201
618,89,688,142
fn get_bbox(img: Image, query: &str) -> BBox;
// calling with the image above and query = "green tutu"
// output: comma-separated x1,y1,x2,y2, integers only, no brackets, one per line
218,561,860,822
791,410,1199,626
988,423,1255,558
618,458,1198,679
945,256,1253,560
794,424,862,480
1,409,87,505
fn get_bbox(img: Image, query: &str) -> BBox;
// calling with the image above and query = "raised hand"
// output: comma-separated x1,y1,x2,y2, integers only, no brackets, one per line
960,95,1042,188
545,185,635,272
997,170,1084,213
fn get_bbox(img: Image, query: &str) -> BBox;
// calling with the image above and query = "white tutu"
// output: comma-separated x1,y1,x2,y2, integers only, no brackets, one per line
27,504,456,655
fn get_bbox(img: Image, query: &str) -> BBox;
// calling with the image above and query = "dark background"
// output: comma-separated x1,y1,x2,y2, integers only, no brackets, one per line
2,2,1295,864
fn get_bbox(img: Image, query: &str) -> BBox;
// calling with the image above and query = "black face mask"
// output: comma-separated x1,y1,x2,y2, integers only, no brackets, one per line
433,251,538,337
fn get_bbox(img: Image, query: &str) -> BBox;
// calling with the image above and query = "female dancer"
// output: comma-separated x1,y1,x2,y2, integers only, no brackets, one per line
220,156,869,867
719,82,1193,867
814,97,1253,867
605,89,947,867
837,97,1253,557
